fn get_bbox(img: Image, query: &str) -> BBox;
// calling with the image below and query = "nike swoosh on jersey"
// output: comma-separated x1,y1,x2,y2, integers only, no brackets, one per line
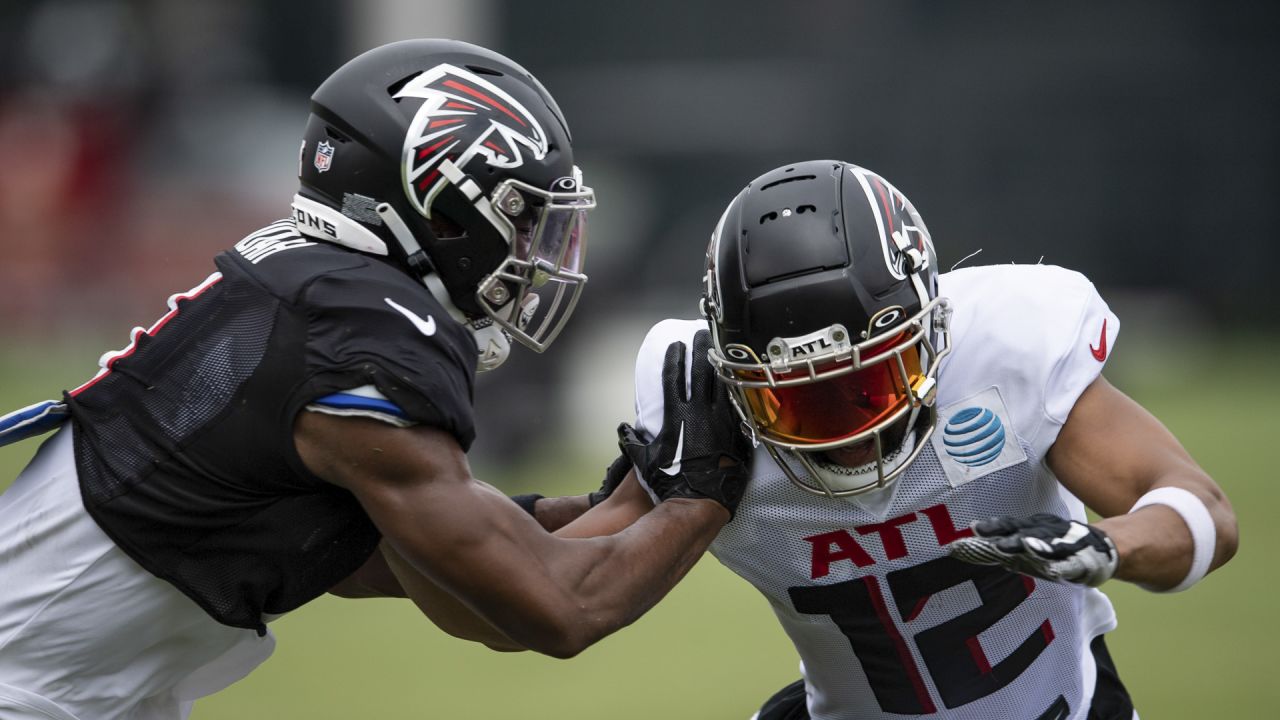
385,297,437,337
1089,318,1107,361
659,422,685,476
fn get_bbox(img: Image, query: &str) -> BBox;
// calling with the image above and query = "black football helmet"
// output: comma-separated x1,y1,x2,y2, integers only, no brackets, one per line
293,39,594,370
702,160,951,497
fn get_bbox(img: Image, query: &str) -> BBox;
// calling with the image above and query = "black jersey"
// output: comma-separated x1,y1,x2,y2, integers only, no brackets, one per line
66,220,478,632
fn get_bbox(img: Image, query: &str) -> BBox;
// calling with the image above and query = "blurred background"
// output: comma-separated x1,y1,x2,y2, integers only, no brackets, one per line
0,1,1275,718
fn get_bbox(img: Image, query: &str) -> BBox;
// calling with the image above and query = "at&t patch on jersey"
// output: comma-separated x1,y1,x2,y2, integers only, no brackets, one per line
930,386,1027,487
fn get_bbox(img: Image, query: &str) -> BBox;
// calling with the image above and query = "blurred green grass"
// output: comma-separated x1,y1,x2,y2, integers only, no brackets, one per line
0,336,1272,718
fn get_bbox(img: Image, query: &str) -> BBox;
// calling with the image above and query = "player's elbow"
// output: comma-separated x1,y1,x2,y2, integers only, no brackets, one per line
513,608,609,659
1202,482,1239,572
530,638,587,660
523,622,597,659
1214,506,1239,570
433,619,528,653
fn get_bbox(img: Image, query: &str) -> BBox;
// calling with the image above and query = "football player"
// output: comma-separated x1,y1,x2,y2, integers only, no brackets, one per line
610,160,1238,719
0,40,749,719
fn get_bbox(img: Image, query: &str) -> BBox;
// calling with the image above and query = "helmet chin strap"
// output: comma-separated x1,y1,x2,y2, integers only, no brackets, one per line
804,422,920,497
467,314,512,372
376,201,514,373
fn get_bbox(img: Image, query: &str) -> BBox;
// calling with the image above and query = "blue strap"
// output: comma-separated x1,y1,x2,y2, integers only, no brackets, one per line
311,392,408,420
0,400,69,448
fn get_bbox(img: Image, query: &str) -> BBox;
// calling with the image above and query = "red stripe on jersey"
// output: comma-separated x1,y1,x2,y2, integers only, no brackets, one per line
70,274,224,397
864,576,937,713
1022,575,1037,596
966,636,992,675
1040,619,1055,645
905,595,930,623
442,79,528,127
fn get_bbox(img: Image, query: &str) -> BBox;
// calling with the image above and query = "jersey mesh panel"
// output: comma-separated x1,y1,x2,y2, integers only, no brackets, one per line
75,411,155,499
136,282,276,442
711,444,1088,720
75,282,276,501
69,244,388,630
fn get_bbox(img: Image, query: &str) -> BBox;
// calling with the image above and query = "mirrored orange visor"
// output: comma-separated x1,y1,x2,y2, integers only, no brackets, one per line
737,334,924,445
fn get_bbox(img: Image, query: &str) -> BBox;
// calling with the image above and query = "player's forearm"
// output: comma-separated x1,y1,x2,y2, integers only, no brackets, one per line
528,458,641,532
456,497,726,658
530,494,591,531
1095,480,1238,590
554,473,654,538
378,484,725,659
381,544,526,651
532,497,728,655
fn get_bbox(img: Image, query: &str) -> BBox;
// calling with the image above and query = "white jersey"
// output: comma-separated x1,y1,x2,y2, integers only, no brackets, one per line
633,265,1122,720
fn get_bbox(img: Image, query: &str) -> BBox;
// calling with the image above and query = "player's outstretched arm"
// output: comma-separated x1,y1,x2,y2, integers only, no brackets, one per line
296,412,730,658
1050,376,1237,588
298,331,747,659
335,454,636,599
950,376,1238,591
361,472,656,653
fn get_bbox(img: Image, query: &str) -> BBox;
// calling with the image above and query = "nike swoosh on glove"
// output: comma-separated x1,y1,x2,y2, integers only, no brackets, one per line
617,329,752,518
947,513,1118,587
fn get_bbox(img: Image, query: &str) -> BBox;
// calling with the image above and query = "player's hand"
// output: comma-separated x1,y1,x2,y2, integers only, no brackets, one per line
947,513,1118,587
588,452,632,507
617,330,751,518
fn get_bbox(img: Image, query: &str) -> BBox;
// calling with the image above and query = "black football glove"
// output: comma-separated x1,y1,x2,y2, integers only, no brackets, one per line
617,330,752,518
948,513,1118,587
588,452,632,507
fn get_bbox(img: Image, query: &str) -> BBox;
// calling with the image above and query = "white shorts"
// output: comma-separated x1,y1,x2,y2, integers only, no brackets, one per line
0,427,277,720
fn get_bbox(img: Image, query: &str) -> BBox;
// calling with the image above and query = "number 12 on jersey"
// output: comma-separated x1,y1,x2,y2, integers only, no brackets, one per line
789,556,1053,714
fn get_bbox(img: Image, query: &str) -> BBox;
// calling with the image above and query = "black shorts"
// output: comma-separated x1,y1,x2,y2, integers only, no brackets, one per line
755,635,1134,720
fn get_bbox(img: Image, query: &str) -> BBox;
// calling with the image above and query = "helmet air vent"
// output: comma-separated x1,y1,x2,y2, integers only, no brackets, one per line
759,174,815,191
386,73,418,99
759,204,818,225
465,64,504,77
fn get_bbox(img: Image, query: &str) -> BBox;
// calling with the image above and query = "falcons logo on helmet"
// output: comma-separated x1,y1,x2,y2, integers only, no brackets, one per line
395,63,549,218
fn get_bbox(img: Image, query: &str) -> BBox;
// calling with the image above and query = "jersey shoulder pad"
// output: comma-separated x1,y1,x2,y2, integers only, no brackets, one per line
937,264,1118,459
217,220,367,298
633,318,707,441
296,256,478,450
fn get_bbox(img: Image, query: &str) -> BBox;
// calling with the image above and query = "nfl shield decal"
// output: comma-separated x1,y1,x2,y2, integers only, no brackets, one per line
314,141,335,173
930,386,1027,487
